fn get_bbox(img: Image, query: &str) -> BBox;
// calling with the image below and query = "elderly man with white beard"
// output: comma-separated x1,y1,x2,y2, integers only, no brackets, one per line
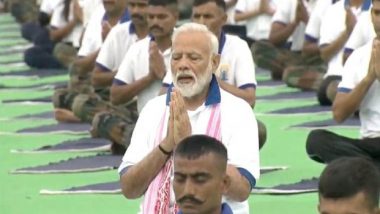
118,23,260,214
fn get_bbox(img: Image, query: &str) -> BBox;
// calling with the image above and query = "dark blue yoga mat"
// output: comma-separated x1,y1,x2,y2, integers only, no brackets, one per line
2,96,51,104
39,166,288,194
12,154,121,174
257,91,316,101
0,68,66,77
0,81,66,90
252,177,318,195
12,138,111,153
258,79,286,87
15,111,55,119
17,122,91,134
291,117,360,129
268,104,331,114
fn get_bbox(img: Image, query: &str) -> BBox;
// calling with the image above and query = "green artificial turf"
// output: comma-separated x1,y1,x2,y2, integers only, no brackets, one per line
0,13,361,214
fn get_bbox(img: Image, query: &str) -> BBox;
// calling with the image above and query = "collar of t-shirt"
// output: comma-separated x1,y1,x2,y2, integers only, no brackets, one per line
218,31,227,55
343,0,371,11
166,74,221,106
102,9,130,24
177,203,233,214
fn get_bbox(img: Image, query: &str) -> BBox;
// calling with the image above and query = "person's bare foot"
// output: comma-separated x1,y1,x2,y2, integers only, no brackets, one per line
54,108,81,123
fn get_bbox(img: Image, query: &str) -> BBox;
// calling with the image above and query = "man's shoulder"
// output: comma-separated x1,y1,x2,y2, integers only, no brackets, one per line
220,89,253,111
126,37,150,58
223,34,250,56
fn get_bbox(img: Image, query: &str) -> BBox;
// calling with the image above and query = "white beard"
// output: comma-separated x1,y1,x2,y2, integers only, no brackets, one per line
173,63,213,98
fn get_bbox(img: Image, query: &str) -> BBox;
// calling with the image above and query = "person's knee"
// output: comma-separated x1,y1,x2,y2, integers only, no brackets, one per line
53,43,77,68
24,47,42,68
52,88,78,110
71,94,92,122
306,129,330,156
257,120,267,150
326,80,339,103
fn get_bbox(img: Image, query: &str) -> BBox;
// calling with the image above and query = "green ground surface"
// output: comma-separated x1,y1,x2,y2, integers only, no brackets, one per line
0,13,359,214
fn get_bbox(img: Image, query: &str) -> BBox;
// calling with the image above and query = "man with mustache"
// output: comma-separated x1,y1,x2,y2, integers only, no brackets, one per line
119,23,259,214
173,135,233,214
111,0,178,113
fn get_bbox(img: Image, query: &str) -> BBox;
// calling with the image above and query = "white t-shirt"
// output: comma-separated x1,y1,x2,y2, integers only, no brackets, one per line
271,0,317,51
96,21,141,72
118,81,260,214
163,33,257,89
40,0,61,15
304,0,337,43
77,4,105,57
114,37,171,113
338,39,380,138
235,0,278,40
49,0,84,47
344,11,376,53
82,0,103,26
319,0,370,77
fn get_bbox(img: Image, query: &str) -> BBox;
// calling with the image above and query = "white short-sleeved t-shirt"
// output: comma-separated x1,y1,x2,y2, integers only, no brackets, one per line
77,4,105,57
40,0,61,14
96,21,140,72
319,0,370,77
338,40,380,138
271,0,317,51
114,37,171,113
235,0,278,40
118,82,260,214
49,0,84,47
345,11,376,53
163,33,257,89
304,0,337,43
82,0,103,26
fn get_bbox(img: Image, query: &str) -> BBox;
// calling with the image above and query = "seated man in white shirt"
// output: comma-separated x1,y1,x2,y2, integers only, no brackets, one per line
343,10,376,63
315,0,371,106
253,0,320,80
318,157,380,214
173,135,233,214
119,23,260,214
282,0,338,91
306,0,380,169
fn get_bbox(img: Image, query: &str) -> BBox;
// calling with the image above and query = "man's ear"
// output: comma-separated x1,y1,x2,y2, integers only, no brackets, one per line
212,54,221,72
222,174,231,194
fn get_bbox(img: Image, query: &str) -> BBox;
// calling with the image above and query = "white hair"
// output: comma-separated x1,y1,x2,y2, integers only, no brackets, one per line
172,22,219,54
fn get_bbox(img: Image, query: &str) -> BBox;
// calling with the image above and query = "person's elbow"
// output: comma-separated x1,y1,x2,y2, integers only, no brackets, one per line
110,86,123,105
120,175,144,199
332,103,346,123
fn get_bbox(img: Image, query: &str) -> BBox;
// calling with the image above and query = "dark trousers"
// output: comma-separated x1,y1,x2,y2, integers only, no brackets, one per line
306,129,380,169
23,27,63,69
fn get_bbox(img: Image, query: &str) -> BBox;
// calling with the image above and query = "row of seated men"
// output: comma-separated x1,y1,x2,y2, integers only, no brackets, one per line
6,0,380,213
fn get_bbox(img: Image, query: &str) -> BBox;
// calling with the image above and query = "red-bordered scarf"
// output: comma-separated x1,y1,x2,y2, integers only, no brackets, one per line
142,104,222,214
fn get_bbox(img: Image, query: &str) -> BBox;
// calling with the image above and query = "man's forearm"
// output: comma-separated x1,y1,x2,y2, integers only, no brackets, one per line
120,144,171,199
110,75,155,105
269,22,298,46
74,50,100,75
234,10,262,22
320,30,351,62
225,165,251,202
333,76,375,123
92,70,116,87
